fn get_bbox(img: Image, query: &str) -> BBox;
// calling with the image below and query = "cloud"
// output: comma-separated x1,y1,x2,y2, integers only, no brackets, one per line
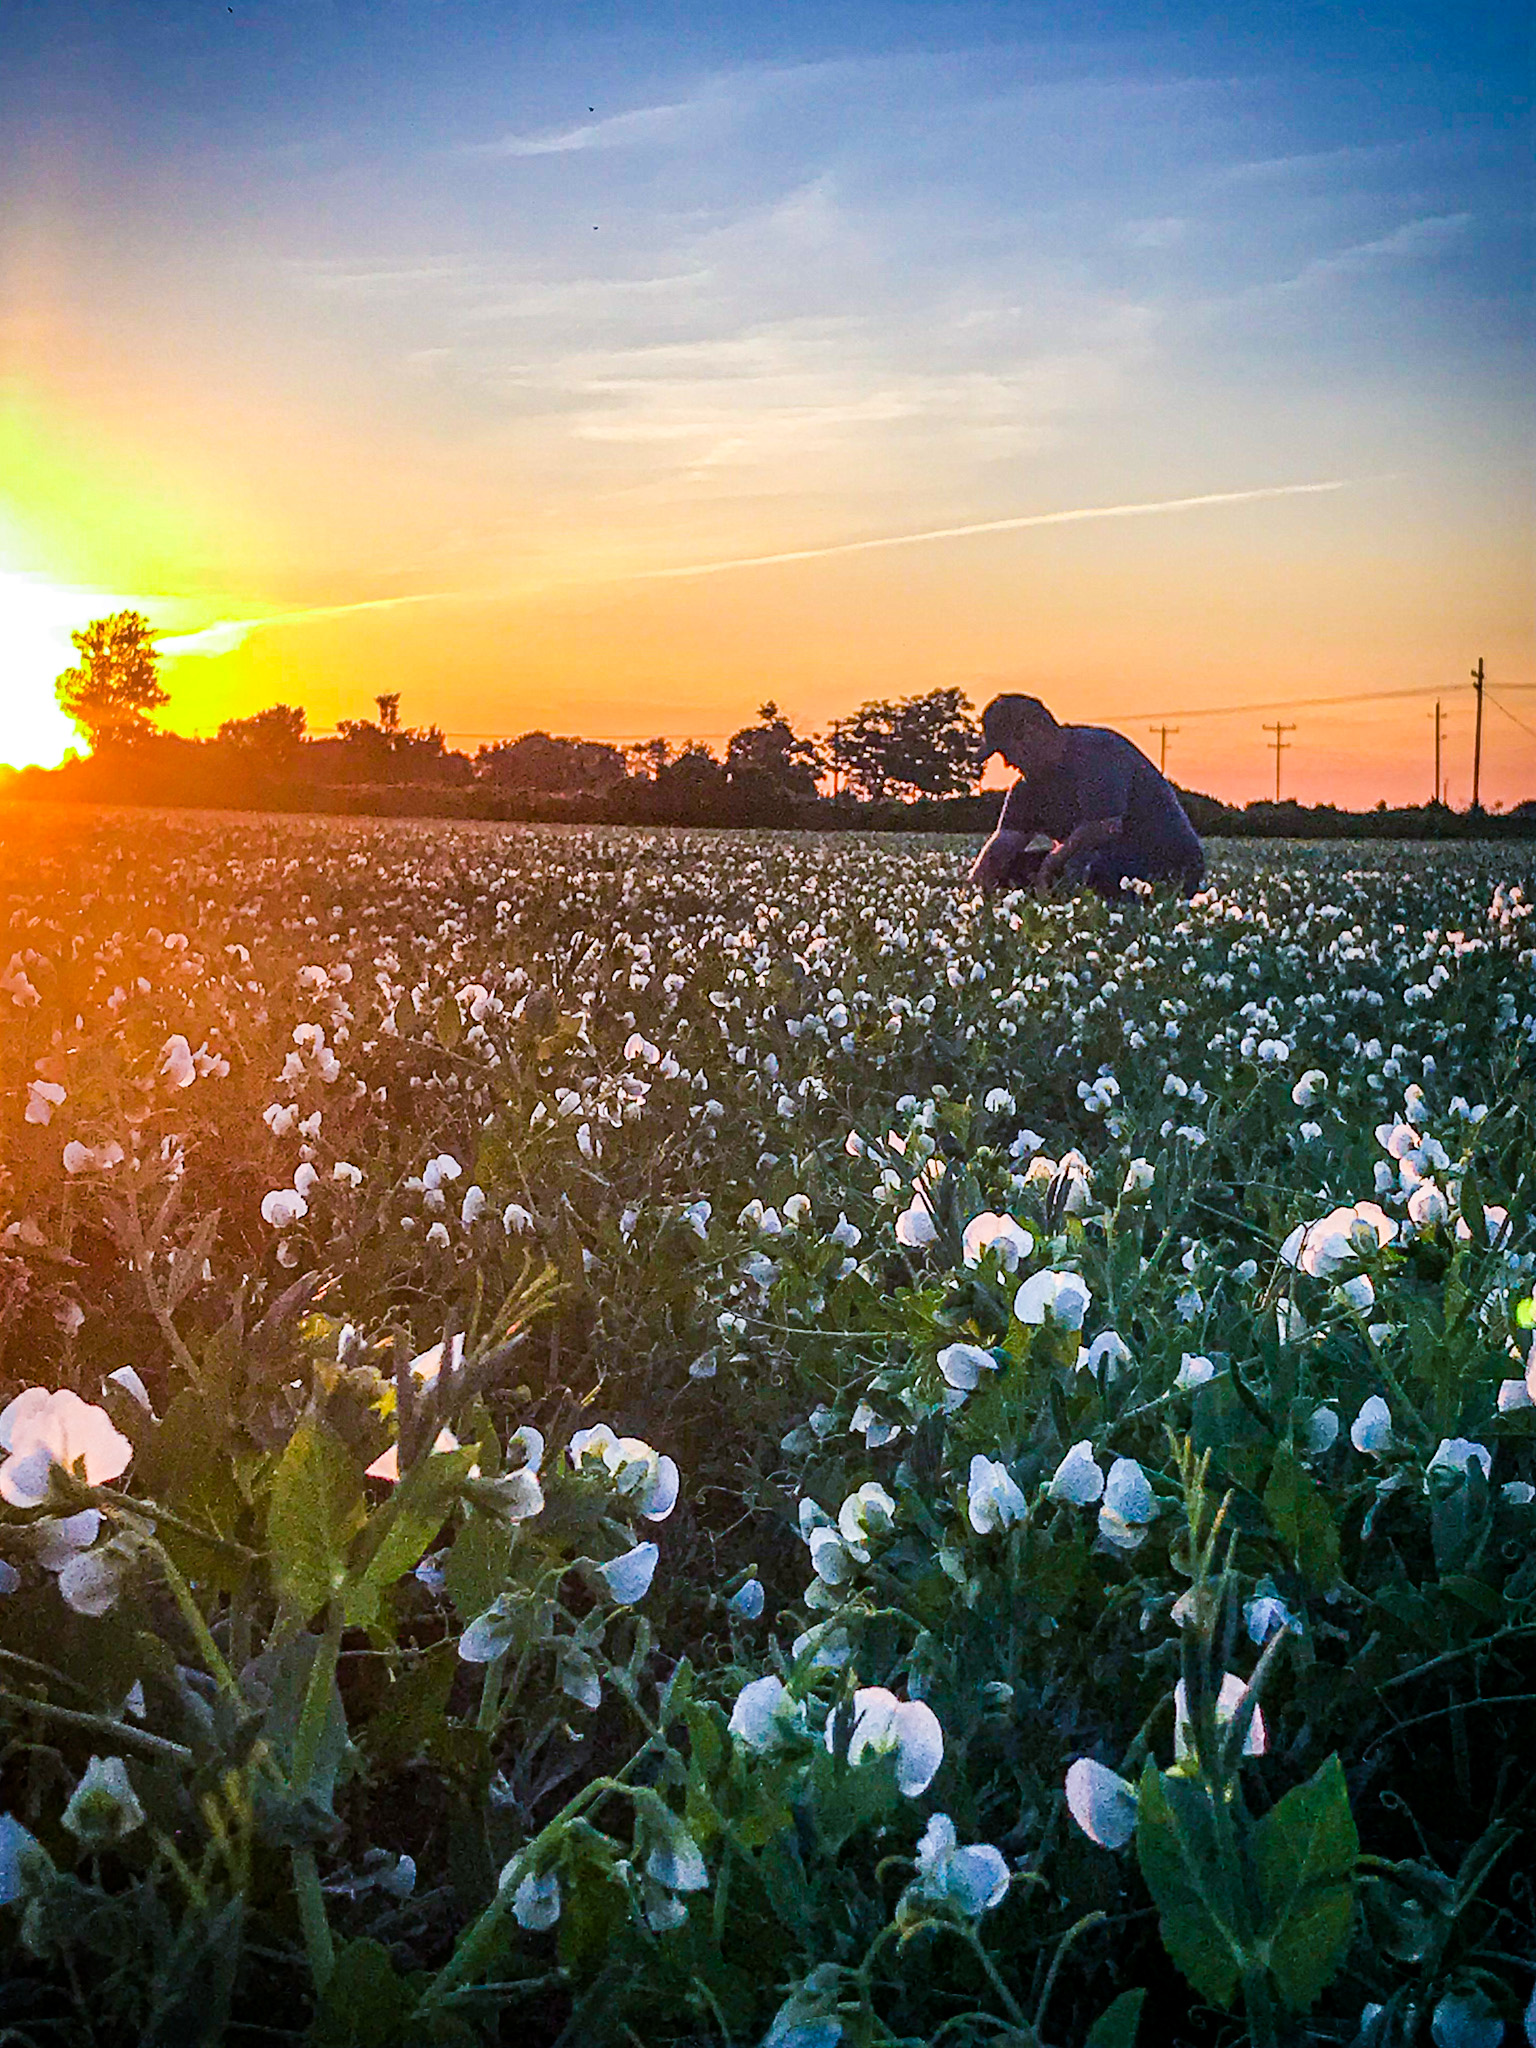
158,591,471,658
466,98,700,159
1264,212,1473,294
633,479,1352,579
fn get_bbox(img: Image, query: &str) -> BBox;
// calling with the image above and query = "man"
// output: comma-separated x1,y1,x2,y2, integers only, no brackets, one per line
971,695,1204,899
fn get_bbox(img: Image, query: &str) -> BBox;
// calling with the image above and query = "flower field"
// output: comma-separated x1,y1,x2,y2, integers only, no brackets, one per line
1,806,1534,2048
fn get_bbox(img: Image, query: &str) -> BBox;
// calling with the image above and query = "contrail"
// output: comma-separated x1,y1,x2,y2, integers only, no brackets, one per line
634,479,1354,580
158,591,468,656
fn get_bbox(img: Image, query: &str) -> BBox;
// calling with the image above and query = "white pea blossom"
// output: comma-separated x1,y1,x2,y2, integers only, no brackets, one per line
961,1212,1034,1270
1173,1673,1267,1761
61,1755,145,1848
596,1541,659,1605
0,1389,133,1507
727,1577,765,1619
910,1813,1010,1914
1350,1396,1393,1456
1065,1758,1138,1849
260,1188,308,1229
1098,1458,1157,1549
569,1425,680,1522
967,1454,1027,1533
829,1687,944,1795
1013,1269,1091,1331
1424,1438,1492,1490
937,1342,997,1393
895,1200,937,1249
1175,1354,1216,1391
728,1675,807,1752
158,1035,197,1089
1046,1440,1103,1506
510,1868,562,1930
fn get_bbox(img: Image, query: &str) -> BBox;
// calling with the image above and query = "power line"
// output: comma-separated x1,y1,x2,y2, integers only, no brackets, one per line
1149,723,1179,773
1263,721,1295,802
1489,693,1536,744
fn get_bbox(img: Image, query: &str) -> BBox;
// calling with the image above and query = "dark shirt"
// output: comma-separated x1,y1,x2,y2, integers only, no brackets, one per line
998,725,1203,878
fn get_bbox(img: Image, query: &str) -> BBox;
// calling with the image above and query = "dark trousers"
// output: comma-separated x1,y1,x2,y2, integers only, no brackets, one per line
1067,840,1204,901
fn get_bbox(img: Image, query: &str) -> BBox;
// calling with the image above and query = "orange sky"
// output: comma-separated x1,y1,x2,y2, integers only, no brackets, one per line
2,7,1531,807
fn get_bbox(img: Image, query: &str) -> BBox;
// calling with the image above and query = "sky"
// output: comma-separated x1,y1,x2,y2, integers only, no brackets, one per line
1,0,1532,806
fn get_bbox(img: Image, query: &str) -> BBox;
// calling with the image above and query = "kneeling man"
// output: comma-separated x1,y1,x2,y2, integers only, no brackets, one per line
971,695,1205,900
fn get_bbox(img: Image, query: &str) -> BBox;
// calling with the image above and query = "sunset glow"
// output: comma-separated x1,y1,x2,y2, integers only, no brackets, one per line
0,1,1529,804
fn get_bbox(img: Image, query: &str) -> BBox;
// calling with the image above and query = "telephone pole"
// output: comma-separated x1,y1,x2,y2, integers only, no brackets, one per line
1470,657,1485,812
1149,724,1179,775
1429,700,1445,806
1263,721,1295,803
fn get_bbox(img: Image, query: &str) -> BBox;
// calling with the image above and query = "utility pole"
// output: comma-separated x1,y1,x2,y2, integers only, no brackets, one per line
1149,723,1179,775
1429,700,1445,805
1470,657,1485,812
1263,721,1295,803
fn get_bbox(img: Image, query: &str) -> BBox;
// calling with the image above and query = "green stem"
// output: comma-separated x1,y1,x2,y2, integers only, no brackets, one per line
141,1534,242,1699
422,1752,661,2009
1032,1912,1104,2038
476,1649,510,1735
291,1605,342,1799
293,1846,336,1992
1241,1961,1284,2048
0,1688,194,1765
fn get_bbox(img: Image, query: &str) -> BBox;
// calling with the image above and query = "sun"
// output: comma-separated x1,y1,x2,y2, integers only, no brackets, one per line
0,569,133,768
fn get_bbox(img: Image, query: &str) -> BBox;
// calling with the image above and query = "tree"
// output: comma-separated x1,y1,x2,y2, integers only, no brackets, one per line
725,702,825,801
826,688,980,800
624,739,672,780
476,732,627,794
217,704,307,764
375,693,401,732
55,611,168,750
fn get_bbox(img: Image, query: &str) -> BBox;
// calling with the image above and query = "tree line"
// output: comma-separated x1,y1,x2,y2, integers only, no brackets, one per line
23,610,1535,838
45,609,986,806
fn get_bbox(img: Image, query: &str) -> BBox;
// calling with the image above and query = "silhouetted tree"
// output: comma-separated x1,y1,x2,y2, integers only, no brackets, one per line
826,688,979,800
477,732,627,794
55,611,168,751
334,697,463,784
725,702,825,801
217,703,307,768
624,738,672,780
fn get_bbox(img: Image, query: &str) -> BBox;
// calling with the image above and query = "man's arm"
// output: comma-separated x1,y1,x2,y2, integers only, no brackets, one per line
970,828,1045,893
1037,815,1121,890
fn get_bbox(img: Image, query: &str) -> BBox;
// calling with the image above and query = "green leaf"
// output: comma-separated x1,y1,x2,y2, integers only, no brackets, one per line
444,1513,514,1626
364,1642,459,1770
1086,1988,1146,2048
1264,1446,1340,1588
266,1417,365,1618
1135,1764,1243,2008
434,996,463,1051
1251,1753,1359,2010
352,1447,475,1597
310,1937,420,2047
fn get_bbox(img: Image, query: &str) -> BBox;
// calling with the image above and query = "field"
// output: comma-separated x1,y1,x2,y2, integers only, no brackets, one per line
1,806,1534,2048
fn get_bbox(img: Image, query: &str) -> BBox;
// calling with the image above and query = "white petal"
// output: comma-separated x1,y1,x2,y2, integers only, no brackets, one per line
597,1541,659,1605
1048,1441,1105,1506
1065,1757,1138,1848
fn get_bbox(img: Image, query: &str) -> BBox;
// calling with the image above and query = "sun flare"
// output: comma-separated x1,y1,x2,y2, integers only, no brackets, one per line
0,570,147,768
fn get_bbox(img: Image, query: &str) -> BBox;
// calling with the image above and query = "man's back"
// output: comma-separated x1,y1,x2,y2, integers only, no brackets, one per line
1000,724,1203,885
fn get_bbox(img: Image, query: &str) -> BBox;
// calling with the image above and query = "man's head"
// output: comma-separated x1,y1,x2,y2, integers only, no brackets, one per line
981,695,1067,774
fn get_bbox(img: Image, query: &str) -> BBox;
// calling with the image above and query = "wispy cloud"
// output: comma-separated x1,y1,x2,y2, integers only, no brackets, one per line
633,480,1354,579
466,98,700,158
159,592,470,657
1259,212,1473,296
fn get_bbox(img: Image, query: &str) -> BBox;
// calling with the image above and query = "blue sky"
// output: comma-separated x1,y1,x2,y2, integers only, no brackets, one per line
1,0,1531,799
